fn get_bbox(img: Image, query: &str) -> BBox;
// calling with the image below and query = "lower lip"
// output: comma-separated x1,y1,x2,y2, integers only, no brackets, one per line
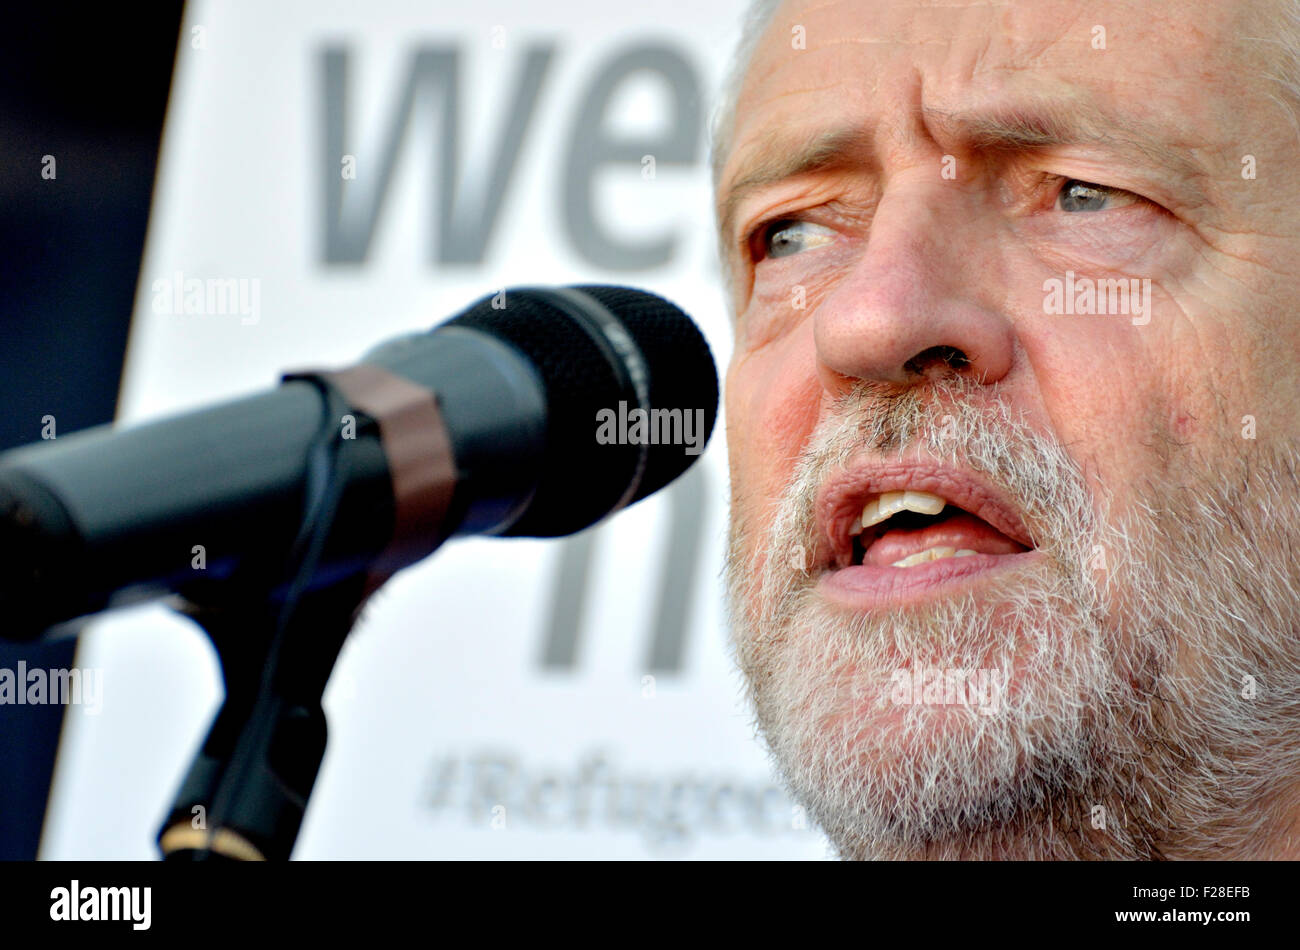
818,551,1041,608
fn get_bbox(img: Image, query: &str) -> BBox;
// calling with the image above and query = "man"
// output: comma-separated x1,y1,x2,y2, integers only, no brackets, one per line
714,0,1300,859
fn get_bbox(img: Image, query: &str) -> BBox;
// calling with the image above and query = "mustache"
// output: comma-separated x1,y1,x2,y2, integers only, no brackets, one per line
758,377,1100,574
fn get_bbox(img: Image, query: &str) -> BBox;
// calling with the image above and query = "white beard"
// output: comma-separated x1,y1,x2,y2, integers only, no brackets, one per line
726,379,1300,859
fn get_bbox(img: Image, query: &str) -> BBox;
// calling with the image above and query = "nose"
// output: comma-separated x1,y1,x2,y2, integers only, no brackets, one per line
814,182,1015,395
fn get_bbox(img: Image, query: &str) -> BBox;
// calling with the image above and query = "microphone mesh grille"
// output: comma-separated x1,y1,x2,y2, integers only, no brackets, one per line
445,285,717,537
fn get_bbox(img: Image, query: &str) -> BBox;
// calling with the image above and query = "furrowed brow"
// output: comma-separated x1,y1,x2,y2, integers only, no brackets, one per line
716,103,1204,247
717,126,875,244
922,103,1205,182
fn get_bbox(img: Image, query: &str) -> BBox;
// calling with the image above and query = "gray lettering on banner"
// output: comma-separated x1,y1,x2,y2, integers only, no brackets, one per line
423,749,807,850
319,41,703,269
540,465,707,674
645,463,705,672
320,45,554,264
540,528,596,669
563,44,702,270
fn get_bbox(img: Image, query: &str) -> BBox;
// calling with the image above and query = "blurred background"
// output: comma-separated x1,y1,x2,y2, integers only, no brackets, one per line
1,0,832,859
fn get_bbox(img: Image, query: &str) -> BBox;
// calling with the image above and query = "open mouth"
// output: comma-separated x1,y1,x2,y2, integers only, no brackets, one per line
814,465,1040,605
850,490,1031,568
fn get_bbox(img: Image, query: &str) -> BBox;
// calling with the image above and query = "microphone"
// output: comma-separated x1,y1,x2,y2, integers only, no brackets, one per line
0,284,718,641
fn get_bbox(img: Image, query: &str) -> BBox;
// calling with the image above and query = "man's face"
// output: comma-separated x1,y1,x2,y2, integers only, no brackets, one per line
717,0,1300,859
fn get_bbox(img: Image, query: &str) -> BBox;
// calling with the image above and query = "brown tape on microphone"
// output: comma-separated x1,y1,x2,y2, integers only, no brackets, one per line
317,364,456,597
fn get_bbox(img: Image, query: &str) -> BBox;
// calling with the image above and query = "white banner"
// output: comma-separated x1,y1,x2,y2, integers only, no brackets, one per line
40,0,830,859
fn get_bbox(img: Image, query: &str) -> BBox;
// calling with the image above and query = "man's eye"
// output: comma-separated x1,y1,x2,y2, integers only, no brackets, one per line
758,219,836,259
1055,179,1141,213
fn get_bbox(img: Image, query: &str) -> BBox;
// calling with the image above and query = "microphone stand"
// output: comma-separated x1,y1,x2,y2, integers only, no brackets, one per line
155,578,367,861
154,366,450,861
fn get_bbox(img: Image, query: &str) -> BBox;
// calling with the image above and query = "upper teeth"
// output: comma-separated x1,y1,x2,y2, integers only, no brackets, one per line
856,489,946,533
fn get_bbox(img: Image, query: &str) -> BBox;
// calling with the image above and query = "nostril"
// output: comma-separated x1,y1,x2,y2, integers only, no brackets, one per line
904,345,970,378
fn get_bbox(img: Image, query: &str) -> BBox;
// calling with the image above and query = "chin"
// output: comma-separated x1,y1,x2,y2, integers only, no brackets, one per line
731,553,1173,860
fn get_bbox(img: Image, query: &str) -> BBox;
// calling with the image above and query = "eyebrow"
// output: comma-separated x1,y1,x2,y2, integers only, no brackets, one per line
928,103,1204,178
716,101,1206,244
717,126,875,245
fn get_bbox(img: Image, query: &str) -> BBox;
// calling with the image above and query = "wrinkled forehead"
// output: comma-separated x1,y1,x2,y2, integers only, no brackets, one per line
721,0,1265,186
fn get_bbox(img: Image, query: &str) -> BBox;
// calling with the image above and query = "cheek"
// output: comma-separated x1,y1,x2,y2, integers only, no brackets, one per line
1169,407,1198,444
726,333,824,526
1015,309,1191,498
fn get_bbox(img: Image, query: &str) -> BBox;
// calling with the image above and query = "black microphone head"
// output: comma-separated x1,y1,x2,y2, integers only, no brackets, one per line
443,284,718,537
